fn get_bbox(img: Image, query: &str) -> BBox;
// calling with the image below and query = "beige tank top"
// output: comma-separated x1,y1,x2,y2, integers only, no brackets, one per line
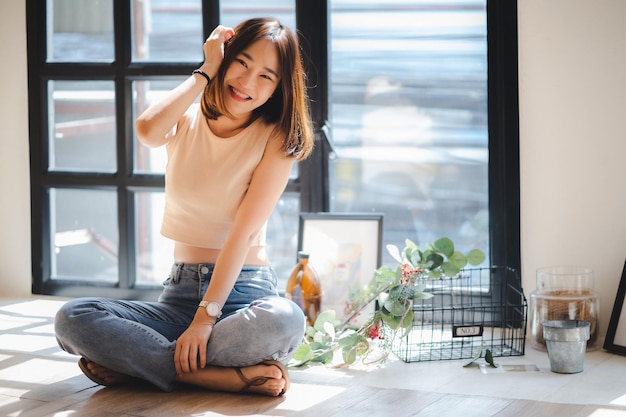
160,104,274,249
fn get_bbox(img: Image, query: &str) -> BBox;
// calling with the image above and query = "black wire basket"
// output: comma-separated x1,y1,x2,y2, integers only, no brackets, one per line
391,266,527,362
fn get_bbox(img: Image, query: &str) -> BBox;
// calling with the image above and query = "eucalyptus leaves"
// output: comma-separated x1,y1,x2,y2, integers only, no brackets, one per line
289,237,486,367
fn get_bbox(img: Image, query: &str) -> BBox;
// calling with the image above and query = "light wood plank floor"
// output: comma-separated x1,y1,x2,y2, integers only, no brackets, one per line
3,298,626,417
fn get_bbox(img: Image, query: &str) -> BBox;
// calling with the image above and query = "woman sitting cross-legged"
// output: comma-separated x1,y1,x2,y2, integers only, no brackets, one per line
54,17,314,396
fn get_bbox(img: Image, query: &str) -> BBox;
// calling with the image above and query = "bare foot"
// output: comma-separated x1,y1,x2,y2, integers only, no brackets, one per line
176,361,288,396
79,358,131,386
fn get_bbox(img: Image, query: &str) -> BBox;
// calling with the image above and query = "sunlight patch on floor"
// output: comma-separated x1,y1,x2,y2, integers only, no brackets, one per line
0,358,81,385
0,334,59,353
0,314,47,331
0,394,22,409
611,394,626,406
23,323,56,335
0,299,65,318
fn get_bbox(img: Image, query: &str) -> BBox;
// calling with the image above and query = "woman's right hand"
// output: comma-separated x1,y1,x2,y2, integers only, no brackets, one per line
199,25,235,80
174,319,215,375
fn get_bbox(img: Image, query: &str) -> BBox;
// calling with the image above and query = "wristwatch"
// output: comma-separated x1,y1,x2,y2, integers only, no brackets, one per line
199,301,222,319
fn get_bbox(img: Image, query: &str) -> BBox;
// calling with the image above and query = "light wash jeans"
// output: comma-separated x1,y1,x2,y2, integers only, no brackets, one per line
54,263,306,392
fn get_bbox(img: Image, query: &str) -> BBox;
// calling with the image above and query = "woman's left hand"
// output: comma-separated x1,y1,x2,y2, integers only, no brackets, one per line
174,320,215,375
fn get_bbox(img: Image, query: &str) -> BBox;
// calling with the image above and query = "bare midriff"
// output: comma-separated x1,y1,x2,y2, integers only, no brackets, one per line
173,241,269,266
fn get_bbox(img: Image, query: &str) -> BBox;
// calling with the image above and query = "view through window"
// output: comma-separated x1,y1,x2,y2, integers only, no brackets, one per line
329,1,489,269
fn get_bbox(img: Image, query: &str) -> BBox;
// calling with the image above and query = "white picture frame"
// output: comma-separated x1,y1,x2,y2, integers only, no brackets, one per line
298,213,383,327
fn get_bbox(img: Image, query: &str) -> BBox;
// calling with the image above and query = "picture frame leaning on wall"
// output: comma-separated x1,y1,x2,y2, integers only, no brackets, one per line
297,213,383,327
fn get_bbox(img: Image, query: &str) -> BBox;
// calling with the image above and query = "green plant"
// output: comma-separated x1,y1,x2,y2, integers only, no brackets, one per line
289,237,486,367
463,347,498,368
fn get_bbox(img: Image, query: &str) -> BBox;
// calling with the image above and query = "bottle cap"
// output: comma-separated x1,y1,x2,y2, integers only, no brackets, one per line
297,251,310,259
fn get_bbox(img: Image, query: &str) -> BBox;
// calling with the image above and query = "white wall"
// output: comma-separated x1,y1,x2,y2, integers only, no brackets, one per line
0,0,31,297
2,0,626,336
519,0,626,336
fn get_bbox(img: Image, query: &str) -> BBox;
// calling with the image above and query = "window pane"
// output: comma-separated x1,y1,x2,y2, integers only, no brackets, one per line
132,0,203,62
220,0,295,28
266,193,300,290
329,1,489,264
48,0,114,62
51,188,118,281
135,191,174,285
49,80,117,172
133,79,185,174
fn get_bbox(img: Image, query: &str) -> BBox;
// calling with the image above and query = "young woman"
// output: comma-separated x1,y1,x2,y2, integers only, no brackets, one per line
54,17,314,397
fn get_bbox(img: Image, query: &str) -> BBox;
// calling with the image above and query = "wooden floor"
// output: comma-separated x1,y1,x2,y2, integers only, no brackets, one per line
3,298,626,417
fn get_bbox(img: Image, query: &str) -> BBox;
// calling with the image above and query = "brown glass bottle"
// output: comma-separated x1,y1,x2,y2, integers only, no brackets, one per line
285,251,321,326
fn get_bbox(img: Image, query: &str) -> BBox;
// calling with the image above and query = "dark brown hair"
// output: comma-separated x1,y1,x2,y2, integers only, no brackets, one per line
200,18,314,160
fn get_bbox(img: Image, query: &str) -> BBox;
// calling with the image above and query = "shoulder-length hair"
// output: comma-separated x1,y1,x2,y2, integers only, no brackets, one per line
200,17,314,161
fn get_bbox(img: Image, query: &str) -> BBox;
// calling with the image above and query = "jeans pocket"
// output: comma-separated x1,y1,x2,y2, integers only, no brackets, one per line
159,273,200,304
231,278,277,303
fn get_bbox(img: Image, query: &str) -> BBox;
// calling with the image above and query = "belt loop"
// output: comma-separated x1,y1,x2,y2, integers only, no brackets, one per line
198,264,208,298
172,263,183,283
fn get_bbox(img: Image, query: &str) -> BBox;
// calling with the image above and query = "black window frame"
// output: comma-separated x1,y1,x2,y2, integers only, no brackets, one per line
26,0,519,299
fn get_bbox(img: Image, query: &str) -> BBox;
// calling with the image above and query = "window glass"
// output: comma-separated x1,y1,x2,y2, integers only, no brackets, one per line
49,80,117,172
266,193,300,289
219,0,296,28
51,188,119,281
133,79,185,174
329,0,489,264
48,0,114,62
132,0,203,62
135,191,174,284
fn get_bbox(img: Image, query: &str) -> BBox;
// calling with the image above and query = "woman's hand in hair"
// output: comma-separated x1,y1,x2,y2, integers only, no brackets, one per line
199,25,235,80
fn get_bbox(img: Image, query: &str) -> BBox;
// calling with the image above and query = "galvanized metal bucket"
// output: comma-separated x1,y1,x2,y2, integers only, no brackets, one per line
543,320,590,373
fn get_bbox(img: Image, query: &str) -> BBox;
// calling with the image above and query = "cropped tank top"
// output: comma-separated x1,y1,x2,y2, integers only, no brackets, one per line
160,104,275,249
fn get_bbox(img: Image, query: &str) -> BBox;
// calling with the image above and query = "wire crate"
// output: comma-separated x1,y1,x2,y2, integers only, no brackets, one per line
391,266,527,362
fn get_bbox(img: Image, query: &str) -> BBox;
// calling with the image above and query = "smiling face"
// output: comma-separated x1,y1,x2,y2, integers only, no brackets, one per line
222,39,281,121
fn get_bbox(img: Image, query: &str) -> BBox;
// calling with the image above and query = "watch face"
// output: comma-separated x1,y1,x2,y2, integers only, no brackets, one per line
207,303,220,317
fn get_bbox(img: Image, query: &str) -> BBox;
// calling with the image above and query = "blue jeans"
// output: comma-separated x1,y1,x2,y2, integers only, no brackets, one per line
54,263,306,392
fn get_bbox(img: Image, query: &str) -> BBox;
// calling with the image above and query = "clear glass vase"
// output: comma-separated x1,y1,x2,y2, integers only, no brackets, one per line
529,266,600,351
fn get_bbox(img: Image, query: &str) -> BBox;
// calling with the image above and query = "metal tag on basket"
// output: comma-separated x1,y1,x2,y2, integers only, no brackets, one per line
453,325,484,338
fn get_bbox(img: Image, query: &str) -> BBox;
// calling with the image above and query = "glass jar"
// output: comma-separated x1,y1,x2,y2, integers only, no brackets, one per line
529,266,600,351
